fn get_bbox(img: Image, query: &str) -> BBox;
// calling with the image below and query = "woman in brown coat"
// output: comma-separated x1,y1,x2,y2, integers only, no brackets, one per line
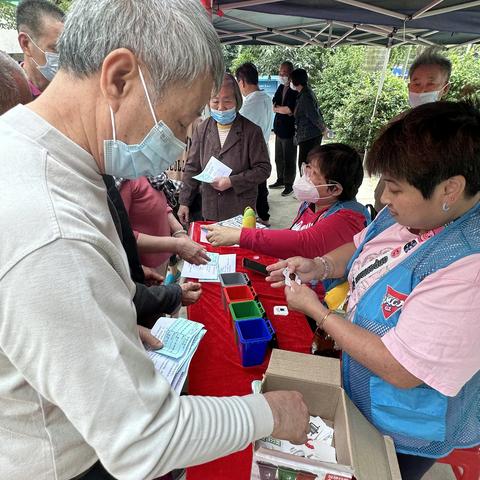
178,73,271,222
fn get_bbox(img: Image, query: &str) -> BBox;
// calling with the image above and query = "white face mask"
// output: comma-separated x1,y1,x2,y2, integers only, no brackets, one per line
408,89,443,108
293,174,339,203
289,82,298,91
279,75,289,86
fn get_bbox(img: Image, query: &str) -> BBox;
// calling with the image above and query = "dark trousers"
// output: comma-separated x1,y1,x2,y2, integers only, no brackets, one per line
396,452,437,480
298,136,322,174
73,462,116,479
256,181,270,221
274,136,297,185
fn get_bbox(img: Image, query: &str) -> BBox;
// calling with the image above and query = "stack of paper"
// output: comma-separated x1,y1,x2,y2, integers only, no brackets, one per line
193,156,232,183
181,253,236,282
147,317,206,394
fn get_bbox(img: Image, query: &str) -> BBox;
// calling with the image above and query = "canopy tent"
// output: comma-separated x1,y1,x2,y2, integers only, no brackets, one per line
210,0,480,47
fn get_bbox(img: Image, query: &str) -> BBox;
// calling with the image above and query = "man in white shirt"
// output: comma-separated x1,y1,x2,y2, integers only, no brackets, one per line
0,1,309,479
236,62,274,225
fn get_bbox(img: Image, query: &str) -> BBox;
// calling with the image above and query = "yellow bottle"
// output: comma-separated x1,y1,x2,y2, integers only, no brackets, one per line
242,207,256,228
324,281,350,311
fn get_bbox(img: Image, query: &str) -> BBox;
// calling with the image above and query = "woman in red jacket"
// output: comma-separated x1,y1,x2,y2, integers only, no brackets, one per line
205,143,369,260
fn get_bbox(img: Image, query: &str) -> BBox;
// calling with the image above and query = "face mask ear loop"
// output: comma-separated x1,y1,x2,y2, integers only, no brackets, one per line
138,66,158,124
109,105,117,141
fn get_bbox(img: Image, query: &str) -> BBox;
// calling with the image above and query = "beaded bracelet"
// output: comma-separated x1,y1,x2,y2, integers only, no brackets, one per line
315,256,331,281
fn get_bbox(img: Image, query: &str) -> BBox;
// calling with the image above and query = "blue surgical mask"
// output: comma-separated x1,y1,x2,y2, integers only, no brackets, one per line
103,66,186,179
28,34,59,82
211,107,236,125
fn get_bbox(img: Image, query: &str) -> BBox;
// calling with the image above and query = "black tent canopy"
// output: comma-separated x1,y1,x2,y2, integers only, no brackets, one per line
211,1,480,47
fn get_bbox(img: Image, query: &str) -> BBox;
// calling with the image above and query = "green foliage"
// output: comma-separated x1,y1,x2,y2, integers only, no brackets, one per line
445,47,480,100
314,46,366,128
227,45,327,83
332,72,408,153
0,2,16,29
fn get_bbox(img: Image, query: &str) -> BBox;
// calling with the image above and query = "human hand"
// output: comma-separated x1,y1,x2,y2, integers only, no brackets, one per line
263,391,310,445
266,256,322,288
176,237,210,265
285,282,321,318
178,205,190,225
142,265,164,285
211,176,232,192
205,225,241,246
180,282,202,306
138,325,163,350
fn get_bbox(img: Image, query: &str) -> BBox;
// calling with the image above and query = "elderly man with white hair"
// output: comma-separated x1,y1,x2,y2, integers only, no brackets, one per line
0,51,32,114
0,1,309,480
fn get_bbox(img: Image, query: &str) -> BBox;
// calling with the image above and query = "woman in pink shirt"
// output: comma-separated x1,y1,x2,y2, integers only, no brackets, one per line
118,175,209,274
268,100,480,480
205,143,369,260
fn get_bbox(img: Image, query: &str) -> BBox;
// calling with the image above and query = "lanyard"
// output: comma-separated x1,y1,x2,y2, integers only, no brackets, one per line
351,225,444,292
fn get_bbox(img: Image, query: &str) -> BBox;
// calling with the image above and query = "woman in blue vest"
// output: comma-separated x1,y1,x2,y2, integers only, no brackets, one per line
267,100,480,480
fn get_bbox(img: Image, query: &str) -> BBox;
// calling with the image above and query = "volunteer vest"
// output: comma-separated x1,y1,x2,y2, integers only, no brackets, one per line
343,205,480,458
292,199,371,232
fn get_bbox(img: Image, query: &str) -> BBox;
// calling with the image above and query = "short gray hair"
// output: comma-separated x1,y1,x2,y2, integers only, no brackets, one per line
409,47,452,82
58,0,224,97
0,51,26,115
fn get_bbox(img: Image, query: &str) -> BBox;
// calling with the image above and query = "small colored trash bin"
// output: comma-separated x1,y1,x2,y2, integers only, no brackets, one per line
257,462,277,480
235,317,274,367
296,472,317,480
277,466,298,480
222,284,256,310
229,299,265,322
219,272,250,287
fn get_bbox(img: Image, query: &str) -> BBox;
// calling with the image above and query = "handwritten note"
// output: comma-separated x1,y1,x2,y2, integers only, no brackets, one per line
193,156,232,183
202,254,237,283
181,252,220,280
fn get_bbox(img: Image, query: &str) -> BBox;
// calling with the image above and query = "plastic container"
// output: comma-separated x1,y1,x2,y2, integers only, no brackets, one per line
277,466,298,480
229,299,265,322
219,272,250,287
257,462,277,480
296,472,317,480
222,284,257,310
235,317,274,367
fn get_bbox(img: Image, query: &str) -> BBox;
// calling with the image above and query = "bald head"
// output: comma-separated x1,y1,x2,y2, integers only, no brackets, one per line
0,51,33,115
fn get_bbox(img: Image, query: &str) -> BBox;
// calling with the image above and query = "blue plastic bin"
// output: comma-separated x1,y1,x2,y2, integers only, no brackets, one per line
235,318,274,367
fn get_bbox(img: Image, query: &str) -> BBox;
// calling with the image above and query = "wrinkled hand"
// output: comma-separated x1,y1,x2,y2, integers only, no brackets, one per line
205,225,241,247
138,325,163,350
180,282,202,306
285,282,321,318
176,236,210,265
142,265,164,286
178,205,190,225
211,176,232,192
263,391,310,445
266,256,321,288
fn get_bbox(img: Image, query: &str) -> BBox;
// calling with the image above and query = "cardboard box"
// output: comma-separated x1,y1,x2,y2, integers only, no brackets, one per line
252,349,402,480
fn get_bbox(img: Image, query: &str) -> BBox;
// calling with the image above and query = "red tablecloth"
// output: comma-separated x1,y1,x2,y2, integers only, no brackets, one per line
186,222,314,480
